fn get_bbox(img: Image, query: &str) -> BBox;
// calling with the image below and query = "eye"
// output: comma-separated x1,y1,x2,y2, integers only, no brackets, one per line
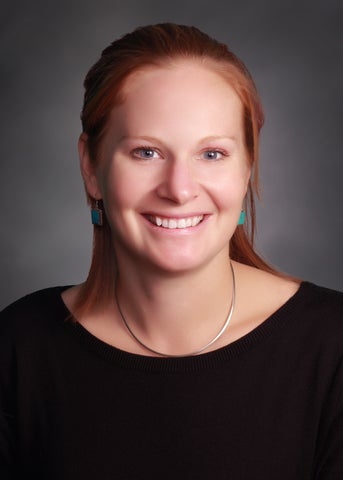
201,150,227,161
132,147,160,159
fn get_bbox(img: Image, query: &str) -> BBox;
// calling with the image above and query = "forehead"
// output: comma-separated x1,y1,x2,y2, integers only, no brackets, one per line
107,60,244,143
115,60,242,115
120,59,241,107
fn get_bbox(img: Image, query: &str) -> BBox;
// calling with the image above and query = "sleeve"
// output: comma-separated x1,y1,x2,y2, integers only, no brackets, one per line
0,308,18,479
0,413,15,479
314,358,343,478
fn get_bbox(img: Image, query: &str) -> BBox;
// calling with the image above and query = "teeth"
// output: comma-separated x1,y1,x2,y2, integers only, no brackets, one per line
150,215,204,229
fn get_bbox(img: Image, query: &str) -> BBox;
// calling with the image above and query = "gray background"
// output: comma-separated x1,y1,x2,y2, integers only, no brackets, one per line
1,0,342,309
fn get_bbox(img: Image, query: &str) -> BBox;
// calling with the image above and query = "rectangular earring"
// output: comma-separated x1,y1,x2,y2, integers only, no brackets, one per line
238,210,245,225
91,200,103,226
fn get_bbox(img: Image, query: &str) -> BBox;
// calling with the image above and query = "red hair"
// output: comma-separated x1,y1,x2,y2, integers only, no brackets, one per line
76,23,277,316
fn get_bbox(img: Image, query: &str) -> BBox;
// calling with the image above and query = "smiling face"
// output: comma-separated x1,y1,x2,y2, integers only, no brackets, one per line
80,60,251,275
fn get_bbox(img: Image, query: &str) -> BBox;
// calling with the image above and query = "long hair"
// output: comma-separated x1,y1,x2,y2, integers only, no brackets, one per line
76,23,277,317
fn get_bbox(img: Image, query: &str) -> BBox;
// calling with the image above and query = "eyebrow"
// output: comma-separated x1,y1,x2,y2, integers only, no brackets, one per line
199,135,237,143
118,134,237,144
118,135,162,144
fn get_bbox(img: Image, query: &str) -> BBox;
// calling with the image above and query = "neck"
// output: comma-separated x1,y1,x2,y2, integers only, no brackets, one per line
114,254,235,356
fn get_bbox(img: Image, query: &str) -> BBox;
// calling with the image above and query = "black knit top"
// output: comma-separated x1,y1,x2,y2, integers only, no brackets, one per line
1,282,343,479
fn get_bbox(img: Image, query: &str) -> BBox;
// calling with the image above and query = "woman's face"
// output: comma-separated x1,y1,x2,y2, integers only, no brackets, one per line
81,61,251,274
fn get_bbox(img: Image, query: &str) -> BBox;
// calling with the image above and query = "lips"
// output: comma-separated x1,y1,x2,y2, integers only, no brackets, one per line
147,215,204,229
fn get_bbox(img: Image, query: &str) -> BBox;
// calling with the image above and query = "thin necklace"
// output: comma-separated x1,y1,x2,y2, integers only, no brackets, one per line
114,262,236,358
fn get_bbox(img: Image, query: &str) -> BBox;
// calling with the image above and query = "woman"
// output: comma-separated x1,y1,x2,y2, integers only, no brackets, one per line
1,23,343,479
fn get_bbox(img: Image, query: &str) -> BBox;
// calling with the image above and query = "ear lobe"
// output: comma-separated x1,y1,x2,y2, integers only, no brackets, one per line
78,133,100,199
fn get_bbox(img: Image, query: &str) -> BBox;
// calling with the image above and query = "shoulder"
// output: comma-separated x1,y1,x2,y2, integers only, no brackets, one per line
235,261,343,314
233,262,343,342
295,281,343,333
299,281,343,310
269,279,343,354
0,286,74,382
0,286,71,338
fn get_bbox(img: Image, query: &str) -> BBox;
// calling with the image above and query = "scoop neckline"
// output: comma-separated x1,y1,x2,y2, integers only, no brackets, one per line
58,281,310,372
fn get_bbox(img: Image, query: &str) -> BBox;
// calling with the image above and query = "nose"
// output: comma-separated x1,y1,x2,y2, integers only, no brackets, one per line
155,158,199,204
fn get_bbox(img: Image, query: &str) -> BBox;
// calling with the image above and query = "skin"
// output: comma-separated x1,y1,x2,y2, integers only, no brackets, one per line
68,60,299,356
84,62,250,275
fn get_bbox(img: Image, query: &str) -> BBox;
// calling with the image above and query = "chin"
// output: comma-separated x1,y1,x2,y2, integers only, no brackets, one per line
145,251,218,275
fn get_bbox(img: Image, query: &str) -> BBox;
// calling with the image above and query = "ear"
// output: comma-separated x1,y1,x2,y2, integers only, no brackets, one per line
78,133,101,201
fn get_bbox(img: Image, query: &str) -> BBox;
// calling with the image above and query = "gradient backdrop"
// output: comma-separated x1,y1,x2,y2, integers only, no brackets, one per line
1,0,342,309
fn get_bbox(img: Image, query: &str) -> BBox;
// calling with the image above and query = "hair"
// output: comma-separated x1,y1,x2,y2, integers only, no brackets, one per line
75,22,278,317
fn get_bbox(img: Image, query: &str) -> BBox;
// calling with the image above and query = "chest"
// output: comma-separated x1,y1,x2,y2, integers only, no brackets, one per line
18,355,321,479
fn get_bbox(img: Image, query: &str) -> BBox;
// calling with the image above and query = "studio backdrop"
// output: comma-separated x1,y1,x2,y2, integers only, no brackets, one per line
1,0,342,308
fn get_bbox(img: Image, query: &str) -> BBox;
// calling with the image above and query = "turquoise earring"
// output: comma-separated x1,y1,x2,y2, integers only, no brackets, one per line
91,199,103,226
238,211,245,225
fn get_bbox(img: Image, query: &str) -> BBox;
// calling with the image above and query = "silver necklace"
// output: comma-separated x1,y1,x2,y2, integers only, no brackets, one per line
115,262,236,358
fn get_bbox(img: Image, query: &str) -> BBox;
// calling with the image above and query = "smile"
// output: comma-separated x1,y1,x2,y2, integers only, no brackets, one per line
147,215,204,229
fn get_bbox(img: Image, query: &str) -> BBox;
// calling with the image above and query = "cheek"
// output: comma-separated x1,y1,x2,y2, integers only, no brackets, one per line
213,173,248,208
102,181,129,215
98,164,145,217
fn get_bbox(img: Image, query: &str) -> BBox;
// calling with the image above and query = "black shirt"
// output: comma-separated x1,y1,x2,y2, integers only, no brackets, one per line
1,282,343,479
